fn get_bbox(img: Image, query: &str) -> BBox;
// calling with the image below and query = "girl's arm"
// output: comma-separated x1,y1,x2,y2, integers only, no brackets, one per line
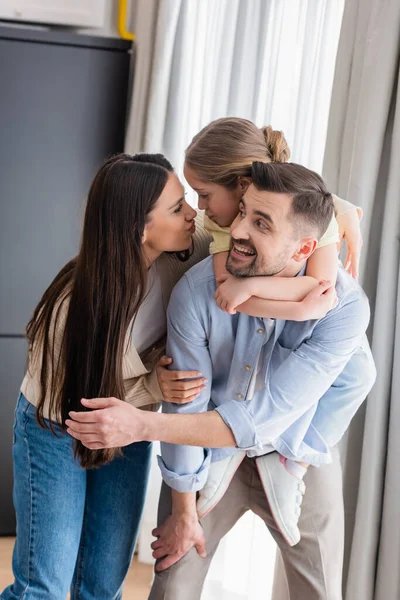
212,251,229,283
216,278,337,321
306,242,338,282
333,195,363,278
213,243,338,320
213,251,318,301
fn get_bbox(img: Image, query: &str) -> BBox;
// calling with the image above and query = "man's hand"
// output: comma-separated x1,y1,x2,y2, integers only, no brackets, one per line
151,513,207,572
156,356,207,404
214,273,254,314
66,397,145,449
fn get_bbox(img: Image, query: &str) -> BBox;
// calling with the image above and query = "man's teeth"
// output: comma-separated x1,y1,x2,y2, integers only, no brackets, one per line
234,244,255,256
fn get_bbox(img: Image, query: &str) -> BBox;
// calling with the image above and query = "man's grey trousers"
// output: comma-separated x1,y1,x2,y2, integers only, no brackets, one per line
149,447,344,600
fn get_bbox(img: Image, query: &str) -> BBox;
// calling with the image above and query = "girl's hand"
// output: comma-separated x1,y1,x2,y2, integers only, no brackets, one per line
214,275,253,314
298,280,338,321
337,208,363,279
156,356,207,404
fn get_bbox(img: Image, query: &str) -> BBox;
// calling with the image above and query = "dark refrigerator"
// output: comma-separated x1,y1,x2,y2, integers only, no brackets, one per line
0,26,131,534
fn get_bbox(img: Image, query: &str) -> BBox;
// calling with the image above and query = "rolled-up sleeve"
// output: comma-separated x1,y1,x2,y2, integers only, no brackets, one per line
158,275,214,493
157,448,212,493
215,401,259,450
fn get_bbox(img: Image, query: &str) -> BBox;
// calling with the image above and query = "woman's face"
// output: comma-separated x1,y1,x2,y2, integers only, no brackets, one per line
184,164,242,228
143,172,197,262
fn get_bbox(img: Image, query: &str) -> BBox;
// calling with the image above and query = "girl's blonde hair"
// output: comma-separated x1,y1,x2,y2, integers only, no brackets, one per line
185,117,290,188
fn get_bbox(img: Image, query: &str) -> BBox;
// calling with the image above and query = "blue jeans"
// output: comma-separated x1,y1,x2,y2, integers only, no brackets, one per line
1,393,152,600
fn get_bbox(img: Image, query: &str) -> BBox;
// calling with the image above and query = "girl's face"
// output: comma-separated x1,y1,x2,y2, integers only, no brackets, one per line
184,164,242,228
143,172,197,263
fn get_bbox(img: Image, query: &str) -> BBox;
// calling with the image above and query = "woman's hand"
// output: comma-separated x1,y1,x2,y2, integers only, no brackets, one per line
66,397,145,449
214,274,254,314
156,356,207,404
337,208,363,279
297,280,338,321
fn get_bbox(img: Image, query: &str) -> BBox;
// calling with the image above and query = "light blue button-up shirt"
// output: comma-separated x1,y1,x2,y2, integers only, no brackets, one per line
158,256,376,493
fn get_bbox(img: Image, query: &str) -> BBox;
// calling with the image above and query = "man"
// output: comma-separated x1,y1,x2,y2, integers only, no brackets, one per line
149,161,375,600
69,162,376,599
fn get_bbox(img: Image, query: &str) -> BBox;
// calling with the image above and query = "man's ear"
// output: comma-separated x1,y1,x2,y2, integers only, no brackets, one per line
292,238,318,263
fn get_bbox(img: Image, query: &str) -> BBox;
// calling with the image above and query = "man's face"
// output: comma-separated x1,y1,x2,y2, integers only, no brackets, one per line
226,184,306,277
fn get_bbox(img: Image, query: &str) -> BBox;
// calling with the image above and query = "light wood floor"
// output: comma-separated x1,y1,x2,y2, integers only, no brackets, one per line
0,537,153,599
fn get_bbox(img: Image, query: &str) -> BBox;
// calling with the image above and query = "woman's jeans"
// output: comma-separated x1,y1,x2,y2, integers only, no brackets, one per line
1,393,152,600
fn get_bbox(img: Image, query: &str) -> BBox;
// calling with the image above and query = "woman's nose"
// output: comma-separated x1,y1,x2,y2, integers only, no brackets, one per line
185,202,197,220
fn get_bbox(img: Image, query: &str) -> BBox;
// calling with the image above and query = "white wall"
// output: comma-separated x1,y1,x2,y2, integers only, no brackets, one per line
74,0,137,39
78,0,133,38
0,0,137,39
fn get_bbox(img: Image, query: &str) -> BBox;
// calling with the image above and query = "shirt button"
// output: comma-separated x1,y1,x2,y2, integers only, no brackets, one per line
237,393,243,399
245,365,251,371
257,328,264,334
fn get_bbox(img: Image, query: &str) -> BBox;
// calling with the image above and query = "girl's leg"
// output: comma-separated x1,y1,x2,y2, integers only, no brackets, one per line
70,441,152,600
1,394,86,600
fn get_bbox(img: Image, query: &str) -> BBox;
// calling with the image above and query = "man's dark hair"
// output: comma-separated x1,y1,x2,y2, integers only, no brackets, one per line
251,161,334,239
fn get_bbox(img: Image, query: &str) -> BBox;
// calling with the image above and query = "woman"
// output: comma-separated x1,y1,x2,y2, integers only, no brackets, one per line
2,153,210,600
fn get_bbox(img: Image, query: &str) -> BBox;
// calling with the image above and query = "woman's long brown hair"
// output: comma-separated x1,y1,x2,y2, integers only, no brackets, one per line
26,153,175,468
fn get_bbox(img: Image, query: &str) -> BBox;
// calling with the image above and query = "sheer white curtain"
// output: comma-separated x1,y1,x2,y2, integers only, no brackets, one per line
128,1,344,597
127,0,344,174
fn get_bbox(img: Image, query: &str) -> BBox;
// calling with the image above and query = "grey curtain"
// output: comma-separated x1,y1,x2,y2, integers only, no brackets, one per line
323,0,400,598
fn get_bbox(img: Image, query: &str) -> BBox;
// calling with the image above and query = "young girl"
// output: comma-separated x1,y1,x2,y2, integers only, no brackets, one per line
184,118,362,321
